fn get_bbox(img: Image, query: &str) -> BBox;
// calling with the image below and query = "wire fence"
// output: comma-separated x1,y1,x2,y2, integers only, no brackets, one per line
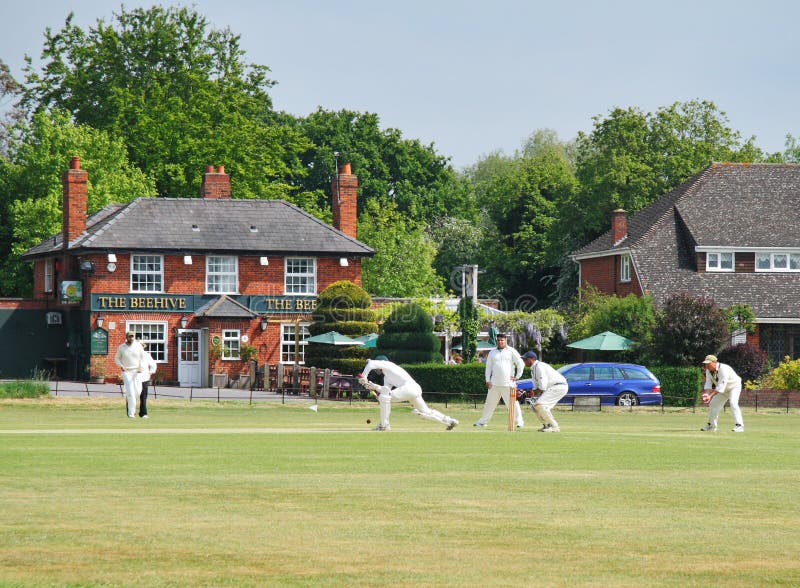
43,380,800,413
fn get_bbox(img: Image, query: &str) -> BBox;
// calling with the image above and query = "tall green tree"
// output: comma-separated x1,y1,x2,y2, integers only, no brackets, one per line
293,108,471,223
0,109,155,296
21,6,313,203
358,199,444,297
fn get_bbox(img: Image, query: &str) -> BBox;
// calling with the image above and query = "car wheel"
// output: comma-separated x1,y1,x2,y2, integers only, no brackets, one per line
616,392,639,406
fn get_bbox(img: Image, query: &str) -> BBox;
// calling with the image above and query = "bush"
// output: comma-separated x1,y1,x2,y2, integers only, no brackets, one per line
316,280,372,309
0,380,50,399
405,363,487,402
717,343,767,384
765,357,800,390
652,292,729,366
376,303,441,363
309,321,379,337
649,366,702,407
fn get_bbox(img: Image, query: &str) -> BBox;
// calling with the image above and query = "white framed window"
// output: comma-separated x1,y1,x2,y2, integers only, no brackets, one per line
281,322,311,364
44,259,54,293
131,255,164,292
126,321,167,362
206,255,238,293
221,329,240,360
755,252,800,272
706,251,734,272
285,257,316,295
620,254,631,282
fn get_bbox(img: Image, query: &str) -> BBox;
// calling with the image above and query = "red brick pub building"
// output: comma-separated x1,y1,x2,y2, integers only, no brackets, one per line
15,158,373,385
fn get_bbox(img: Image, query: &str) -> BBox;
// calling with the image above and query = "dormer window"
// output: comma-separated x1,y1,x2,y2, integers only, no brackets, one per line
756,252,800,272
706,252,734,272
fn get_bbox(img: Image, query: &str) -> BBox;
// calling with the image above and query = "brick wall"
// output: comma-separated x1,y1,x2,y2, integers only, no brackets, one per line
579,255,643,297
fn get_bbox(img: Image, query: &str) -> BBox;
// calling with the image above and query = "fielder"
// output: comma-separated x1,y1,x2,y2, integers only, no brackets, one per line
359,356,459,431
114,330,146,418
474,333,525,428
522,351,568,432
700,354,744,432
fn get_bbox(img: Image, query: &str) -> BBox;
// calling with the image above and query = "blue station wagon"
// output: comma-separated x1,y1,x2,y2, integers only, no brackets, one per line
516,362,662,406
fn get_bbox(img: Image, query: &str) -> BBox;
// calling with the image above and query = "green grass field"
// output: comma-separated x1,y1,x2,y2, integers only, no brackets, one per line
2,397,799,587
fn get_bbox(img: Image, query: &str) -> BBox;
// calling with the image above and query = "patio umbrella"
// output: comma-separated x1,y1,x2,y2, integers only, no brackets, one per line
487,324,499,346
452,340,496,351
566,331,634,351
354,333,379,348
304,331,363,345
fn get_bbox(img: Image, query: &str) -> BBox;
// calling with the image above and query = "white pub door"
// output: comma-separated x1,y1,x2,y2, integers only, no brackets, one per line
177,330,202,387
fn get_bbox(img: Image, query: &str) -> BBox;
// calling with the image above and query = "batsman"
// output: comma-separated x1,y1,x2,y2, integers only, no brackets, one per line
359,355,459,432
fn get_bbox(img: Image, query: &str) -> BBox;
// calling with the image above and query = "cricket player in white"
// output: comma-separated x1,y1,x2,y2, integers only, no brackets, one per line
700,354,744,432
359,356,458,431
474,333,525,428
114,331,146,418
522,351,568,432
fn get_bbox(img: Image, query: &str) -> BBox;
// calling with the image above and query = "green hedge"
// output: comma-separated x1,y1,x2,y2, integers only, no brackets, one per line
405,363,487,402
312,308,377,324
376,332,440,352
309,321,379,337
649,366,702,407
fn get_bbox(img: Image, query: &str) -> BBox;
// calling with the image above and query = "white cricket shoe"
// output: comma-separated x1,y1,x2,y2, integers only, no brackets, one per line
700,423,717,432
538,424,551,432
542,426,560,433
446,419,459,431
732,423,744,433
372,424,390,431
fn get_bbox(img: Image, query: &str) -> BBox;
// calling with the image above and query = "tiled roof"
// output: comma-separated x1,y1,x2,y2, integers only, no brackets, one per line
573,163,800,318
195,295,258,319
22,198,373,259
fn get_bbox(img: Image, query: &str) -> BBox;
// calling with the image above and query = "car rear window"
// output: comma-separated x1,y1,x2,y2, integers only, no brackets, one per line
623,367,651,380
593,366,625,380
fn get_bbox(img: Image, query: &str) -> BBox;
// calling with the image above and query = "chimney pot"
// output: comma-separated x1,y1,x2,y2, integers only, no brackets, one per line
340,163,352,175
217,165,225,174
206,165,214,173
70,156,80,170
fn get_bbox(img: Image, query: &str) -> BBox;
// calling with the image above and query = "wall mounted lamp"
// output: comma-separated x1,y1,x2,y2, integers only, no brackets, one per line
96,315,104,328
260,315,268,331
180,315,189,329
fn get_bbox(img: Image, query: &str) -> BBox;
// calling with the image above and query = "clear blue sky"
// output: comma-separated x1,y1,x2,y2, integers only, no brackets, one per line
2,0,798,169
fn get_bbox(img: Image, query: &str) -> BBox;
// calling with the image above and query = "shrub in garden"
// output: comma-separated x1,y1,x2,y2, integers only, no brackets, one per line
717,343,767,384
764,357,800,390
652,292,729,366
376,303,441,364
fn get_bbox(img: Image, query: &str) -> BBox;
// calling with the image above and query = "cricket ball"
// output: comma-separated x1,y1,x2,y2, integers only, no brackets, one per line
366,419,371,424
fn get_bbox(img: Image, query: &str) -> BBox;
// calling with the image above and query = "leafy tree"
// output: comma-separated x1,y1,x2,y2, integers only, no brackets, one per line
0,109,155,296
427,214,486,292
727,303,756,335
717,343,767,384
561,100,768,249
21,6,314,204
652,292,729,366
293,108,470,223
358,199,444,297
462,131,577,303
570,288,655,362
376,303,441,364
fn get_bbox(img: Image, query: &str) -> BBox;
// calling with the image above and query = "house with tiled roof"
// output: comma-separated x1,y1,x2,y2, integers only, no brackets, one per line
571,163,800,362
8,158,373,384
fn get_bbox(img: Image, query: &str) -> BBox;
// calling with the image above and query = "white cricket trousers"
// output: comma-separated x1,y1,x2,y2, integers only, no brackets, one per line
377,382,455,428
533,383,568,429
708,383,744,427
476,385,524,427
121,370,142,418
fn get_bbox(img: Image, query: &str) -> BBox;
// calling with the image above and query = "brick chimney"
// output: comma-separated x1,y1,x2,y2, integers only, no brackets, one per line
62,156,88,249
201,165,231,199
331,163,357,238
611,209,627,245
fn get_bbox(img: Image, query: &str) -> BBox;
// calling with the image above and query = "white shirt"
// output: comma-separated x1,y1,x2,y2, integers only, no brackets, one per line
531,360,567,391
704,362,741,395
138,351,157,383
485,346,524,386
114,341,146,372
362,359,415,389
